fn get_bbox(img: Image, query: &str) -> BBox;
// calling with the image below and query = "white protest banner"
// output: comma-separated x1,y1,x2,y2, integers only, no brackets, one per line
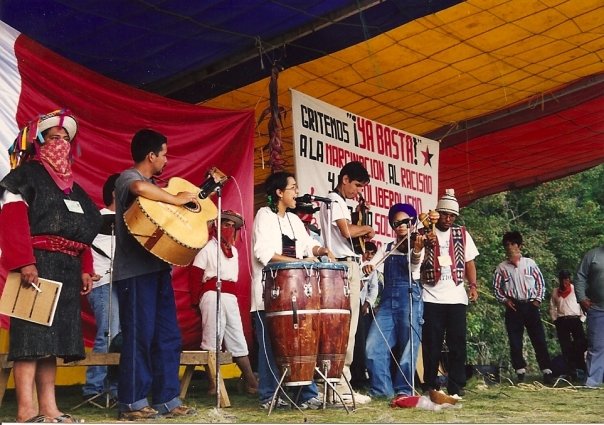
291,89,439,247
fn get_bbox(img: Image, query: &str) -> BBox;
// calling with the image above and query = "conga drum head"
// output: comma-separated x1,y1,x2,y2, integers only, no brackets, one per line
263,262,320,386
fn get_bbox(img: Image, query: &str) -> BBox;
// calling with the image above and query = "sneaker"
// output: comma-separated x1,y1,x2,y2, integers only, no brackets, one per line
450,388,465,397
299,396,322,410
118,406,159,421
341,391,371,405
260,398,289,410
517,373,525,383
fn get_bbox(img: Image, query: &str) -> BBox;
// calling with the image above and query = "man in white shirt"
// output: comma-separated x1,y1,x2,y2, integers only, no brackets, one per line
319,161,375,403
421,189,479,398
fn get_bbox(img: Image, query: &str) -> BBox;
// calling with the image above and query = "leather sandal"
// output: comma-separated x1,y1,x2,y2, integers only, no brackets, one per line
53,414,83,423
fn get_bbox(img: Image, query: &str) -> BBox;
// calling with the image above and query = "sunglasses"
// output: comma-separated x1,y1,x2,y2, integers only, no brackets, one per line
393,218,413,228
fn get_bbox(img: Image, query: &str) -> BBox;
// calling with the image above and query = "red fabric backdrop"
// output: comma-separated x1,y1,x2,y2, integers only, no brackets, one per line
0,30,255,349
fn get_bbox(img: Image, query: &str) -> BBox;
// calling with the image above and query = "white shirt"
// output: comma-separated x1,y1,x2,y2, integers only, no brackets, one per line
91,208,116,288
550,285,584,321
422,226,479,305
319,192,357,258
360,261,381,307
251,207,320,312
192,238,239,282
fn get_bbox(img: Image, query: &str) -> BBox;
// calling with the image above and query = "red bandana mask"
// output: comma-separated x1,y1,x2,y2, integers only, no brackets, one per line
38,139,73,192
210,224,238,258
220,226,237,258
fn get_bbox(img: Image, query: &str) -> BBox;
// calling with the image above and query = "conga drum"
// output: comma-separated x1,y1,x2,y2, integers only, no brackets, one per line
315,262,350,382
263,262,321,386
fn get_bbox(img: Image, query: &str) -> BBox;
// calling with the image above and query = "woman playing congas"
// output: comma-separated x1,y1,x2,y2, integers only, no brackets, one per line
251,171,334,410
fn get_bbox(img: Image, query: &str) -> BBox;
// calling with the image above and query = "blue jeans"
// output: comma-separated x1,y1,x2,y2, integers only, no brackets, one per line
366,282,423,397
585,308,604,387
83,283,120,397
116,271,183,413
252,311,318,403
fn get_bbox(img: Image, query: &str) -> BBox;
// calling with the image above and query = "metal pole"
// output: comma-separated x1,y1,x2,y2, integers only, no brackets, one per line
215,187,222,409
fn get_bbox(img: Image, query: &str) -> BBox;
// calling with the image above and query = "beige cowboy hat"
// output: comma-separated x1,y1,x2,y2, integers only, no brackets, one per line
221,210,244,229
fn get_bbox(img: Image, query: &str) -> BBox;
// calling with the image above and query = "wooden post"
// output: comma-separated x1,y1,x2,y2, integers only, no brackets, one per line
206,351,230,408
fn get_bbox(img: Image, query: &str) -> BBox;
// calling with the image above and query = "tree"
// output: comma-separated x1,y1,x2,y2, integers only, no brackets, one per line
458,165,603,372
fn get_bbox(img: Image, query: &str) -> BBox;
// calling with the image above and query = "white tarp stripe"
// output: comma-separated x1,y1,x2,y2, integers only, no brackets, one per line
0,20,22,178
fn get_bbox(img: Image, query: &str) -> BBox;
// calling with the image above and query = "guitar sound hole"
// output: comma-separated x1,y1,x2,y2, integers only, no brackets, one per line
184,201,201,213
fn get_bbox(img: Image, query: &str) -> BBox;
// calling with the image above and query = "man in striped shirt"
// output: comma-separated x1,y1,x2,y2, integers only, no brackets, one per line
492,231,554,385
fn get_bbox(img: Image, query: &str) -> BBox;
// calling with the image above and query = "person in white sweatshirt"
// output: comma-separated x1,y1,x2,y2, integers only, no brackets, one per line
549,269,587,380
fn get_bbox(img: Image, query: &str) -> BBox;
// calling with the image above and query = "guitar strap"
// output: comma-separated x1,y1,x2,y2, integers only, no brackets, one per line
91,243,111,259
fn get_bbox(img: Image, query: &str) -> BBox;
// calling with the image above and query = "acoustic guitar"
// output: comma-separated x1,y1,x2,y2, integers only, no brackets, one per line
124,167,228,266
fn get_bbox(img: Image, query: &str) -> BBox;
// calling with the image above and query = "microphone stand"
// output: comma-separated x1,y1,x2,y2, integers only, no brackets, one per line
406,226,415,392
214,187,222,410
325,202,333,253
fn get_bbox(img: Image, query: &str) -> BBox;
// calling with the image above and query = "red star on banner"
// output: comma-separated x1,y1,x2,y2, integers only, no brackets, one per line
422,147,434,167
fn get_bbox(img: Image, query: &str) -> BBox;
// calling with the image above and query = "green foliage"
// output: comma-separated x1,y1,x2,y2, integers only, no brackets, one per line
460,164,604,369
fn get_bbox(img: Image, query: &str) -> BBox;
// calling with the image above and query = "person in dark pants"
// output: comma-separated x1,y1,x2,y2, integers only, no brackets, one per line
549,270,587,380
420,189,479,398
493,230,554,385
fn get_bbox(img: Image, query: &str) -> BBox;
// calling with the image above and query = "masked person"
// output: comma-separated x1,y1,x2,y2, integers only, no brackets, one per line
0,109,101,423
189,210,258,396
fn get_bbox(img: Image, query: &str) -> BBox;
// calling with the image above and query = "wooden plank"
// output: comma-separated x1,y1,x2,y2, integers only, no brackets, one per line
0,351,232,367
0,351,233,406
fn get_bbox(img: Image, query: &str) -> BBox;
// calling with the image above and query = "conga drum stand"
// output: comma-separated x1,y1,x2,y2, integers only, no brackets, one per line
315,366,352,412
266,367,290,415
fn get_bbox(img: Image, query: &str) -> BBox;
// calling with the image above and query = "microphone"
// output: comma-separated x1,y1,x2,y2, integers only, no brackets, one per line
295,194,332,204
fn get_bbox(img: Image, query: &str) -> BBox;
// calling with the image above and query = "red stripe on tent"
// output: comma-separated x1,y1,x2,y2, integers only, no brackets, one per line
2,32,255,348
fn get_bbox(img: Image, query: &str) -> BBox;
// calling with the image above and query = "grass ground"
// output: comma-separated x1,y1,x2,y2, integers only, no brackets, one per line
1,373,602,423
